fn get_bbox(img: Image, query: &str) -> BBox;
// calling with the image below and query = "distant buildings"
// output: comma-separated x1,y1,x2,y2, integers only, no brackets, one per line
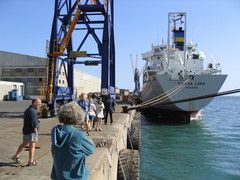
0,80,24,101
0,50,101,100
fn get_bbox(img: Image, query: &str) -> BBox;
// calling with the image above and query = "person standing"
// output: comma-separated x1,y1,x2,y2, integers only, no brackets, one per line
95,97,105,131
88,98,96,132
104,94,116,125
77,93,91,135
11,98,41,166
91,93,98,128
51,101,94,180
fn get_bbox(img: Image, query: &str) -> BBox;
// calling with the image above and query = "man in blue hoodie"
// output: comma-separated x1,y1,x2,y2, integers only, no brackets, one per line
51,101,95,180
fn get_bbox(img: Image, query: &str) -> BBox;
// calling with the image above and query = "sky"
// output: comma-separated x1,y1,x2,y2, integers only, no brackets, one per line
0,0,240,94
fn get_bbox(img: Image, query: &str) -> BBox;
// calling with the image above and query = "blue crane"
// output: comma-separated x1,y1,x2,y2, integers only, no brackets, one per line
40,0,115,117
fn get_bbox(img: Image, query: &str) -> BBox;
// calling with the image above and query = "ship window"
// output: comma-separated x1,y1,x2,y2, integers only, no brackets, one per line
193,54,199,59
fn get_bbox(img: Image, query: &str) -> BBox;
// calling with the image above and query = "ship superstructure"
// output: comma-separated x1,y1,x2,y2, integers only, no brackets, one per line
140,12,227,122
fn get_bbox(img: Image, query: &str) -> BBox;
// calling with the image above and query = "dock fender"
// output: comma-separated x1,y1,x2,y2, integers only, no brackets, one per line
117,149,140,180
127,125,140,150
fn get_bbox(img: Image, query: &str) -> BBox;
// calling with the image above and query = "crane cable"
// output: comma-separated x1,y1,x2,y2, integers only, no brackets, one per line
129,77,192,110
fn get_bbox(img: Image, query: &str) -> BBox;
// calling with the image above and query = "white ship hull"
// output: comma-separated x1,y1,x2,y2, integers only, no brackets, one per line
139,13,227,122
141,74,227,112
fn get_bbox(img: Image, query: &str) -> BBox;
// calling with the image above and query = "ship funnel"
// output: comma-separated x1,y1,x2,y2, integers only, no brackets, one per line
173,27,184,51
168,12,186,52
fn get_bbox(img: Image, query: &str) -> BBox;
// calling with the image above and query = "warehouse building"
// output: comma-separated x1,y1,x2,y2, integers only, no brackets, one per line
0,50,101,100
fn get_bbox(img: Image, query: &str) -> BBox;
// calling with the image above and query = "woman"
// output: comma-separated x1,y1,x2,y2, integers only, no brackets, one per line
88,98,96,132
95,97,105,131
51,101,95,180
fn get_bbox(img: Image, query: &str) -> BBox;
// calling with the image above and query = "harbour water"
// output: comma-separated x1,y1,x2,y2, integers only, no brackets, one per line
140,96,240,180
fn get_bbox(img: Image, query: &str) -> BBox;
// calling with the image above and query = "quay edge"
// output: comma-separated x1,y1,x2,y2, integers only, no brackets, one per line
0,100,140,180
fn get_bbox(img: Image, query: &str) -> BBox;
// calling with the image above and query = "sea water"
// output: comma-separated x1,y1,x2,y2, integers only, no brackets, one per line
140,96,240,180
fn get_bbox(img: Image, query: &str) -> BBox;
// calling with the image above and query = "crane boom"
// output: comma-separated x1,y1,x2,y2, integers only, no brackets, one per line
40,0,115,117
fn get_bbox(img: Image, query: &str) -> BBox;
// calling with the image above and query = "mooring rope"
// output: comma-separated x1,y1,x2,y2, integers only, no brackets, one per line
129,77,192,109
128,88,240,110
160,88,240,105
140,78,191,105
140,78,191,108
142,79,190,108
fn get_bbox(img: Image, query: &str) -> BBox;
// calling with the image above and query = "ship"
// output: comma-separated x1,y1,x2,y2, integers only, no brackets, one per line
140,12,227,122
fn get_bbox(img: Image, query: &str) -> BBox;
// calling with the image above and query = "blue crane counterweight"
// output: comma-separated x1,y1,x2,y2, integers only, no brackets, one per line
40,0,115,117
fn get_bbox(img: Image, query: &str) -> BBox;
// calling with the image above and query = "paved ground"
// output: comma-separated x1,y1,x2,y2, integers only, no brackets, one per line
0,100,130,180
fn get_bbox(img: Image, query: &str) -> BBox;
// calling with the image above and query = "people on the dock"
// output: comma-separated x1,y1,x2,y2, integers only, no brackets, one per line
11,98,41,166
88,98,96,132
95,97,105,131
104,94,116,125
77,93,91,136
51,101,94,180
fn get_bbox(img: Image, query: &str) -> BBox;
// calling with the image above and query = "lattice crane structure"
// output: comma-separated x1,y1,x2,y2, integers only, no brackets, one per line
40,0,115,117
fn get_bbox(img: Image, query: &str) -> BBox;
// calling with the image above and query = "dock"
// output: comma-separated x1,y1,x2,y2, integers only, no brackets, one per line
0,100,138,180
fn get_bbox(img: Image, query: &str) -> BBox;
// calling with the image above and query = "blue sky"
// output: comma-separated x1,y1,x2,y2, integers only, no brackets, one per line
0,0,240,94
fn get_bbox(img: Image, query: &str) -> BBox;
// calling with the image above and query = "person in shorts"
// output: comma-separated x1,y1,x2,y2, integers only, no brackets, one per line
77,93,90,135
11,98,41,166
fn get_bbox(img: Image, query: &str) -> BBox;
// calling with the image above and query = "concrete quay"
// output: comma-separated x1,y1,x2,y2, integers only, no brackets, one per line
0,100,135,180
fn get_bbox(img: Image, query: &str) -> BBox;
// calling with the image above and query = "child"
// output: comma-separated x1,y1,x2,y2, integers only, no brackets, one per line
88,98,96,132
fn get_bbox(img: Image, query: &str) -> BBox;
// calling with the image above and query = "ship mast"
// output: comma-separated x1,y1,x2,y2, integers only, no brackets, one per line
167,12,187,72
